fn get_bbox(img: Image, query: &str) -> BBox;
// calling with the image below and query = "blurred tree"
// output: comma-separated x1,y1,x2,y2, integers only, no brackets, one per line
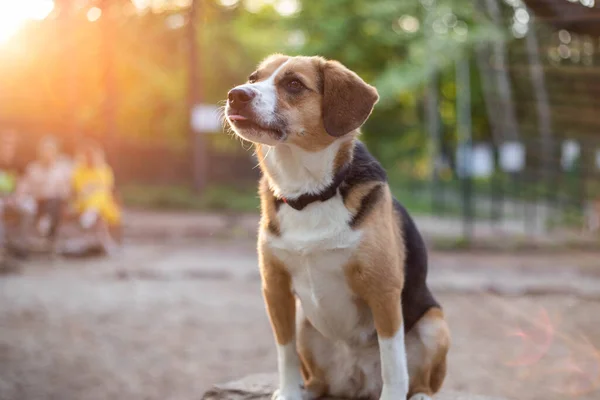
0,0,500,157
0,0,287,150
8,0,595,180
289,0,502,167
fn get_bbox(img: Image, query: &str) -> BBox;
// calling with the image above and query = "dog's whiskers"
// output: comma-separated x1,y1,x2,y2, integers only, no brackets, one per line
217,105,229,130
254,145,272,169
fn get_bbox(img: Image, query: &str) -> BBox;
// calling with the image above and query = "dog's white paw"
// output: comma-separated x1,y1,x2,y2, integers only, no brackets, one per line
379,384,408,400
271,388,304,400
409,393,432,400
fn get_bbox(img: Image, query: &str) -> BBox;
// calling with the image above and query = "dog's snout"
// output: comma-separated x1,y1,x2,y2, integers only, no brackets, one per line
228,87,256,110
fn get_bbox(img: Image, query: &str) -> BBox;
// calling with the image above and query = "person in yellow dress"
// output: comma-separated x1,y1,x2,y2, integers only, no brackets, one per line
71,143,121,254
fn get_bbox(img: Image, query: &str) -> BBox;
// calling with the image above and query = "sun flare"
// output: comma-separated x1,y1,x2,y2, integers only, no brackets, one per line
0,0,55,45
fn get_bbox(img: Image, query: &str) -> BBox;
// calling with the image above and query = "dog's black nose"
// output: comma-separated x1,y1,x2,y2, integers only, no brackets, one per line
228,87,256,110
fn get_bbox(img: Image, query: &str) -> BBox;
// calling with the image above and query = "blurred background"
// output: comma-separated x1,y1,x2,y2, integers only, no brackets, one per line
2,0,600,241
1,1,600,400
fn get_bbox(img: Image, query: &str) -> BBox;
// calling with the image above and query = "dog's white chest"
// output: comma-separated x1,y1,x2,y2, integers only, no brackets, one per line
268,196,370,342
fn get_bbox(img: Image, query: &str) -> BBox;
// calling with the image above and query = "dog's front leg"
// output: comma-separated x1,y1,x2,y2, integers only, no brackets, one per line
348,261,409,400
260,253,304,400
372,290,409,400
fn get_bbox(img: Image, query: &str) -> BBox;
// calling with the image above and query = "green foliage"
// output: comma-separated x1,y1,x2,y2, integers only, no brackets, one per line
288,0,503,166
0,0,289,149
0,0,507,168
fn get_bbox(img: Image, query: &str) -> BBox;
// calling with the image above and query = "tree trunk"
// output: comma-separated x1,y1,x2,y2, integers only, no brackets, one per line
482,0,521,142
525,15,553,171
475,45,503,144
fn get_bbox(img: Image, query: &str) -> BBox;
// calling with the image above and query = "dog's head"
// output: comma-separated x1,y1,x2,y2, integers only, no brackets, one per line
225,55,379,150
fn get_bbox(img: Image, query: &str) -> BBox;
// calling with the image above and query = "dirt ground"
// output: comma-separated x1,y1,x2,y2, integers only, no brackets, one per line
1,238,599,400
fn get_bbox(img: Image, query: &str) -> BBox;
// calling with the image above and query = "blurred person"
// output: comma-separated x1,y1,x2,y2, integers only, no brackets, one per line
16,136,73,253
0,129,19,196
0,130,27,239
70,142,121,255
0,129,27,268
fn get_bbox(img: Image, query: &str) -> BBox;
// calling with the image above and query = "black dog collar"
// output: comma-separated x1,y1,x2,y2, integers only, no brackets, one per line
275,164,350,211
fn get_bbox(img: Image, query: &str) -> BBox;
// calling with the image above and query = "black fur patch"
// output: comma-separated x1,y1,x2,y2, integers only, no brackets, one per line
349,184,384,228
340,142,387,201
395,199,441,332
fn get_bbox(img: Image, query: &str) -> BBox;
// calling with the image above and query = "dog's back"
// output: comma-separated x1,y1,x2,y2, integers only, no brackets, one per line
394,200,440,332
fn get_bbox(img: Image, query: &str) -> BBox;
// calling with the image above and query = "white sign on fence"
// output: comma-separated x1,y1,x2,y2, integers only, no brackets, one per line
472,144,494,178
499,141,525,173
456,143,494,178
561,139,580,170
191,104,221,133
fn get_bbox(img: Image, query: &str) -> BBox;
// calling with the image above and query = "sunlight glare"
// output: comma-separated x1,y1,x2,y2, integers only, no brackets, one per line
131,0,151,10
274,0,300,16
244,0,264,13
398,15,420,34
87,7,102,22
0,0,54,45
218,0,240,7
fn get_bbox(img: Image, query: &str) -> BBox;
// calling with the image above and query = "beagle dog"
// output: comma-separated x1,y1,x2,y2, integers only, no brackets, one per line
225,55,450,400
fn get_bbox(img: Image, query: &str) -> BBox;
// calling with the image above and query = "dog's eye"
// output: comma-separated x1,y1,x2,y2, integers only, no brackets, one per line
248,72,258,83
286,79,304,92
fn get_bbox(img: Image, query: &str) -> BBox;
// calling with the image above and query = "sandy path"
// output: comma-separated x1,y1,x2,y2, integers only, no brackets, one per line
1,239,599,400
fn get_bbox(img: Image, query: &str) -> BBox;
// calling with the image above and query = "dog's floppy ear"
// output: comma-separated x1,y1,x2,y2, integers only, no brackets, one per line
321,60,379,137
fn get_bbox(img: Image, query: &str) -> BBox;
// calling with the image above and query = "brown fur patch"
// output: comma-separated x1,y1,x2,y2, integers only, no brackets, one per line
253,54,290,82
407,307,450,397
259,246,296,345
333,138,355,172
321,60,379,137
425,308,450,394
430,353,447,394
343,181,383,214
258,174,280,236
345,186,406,338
